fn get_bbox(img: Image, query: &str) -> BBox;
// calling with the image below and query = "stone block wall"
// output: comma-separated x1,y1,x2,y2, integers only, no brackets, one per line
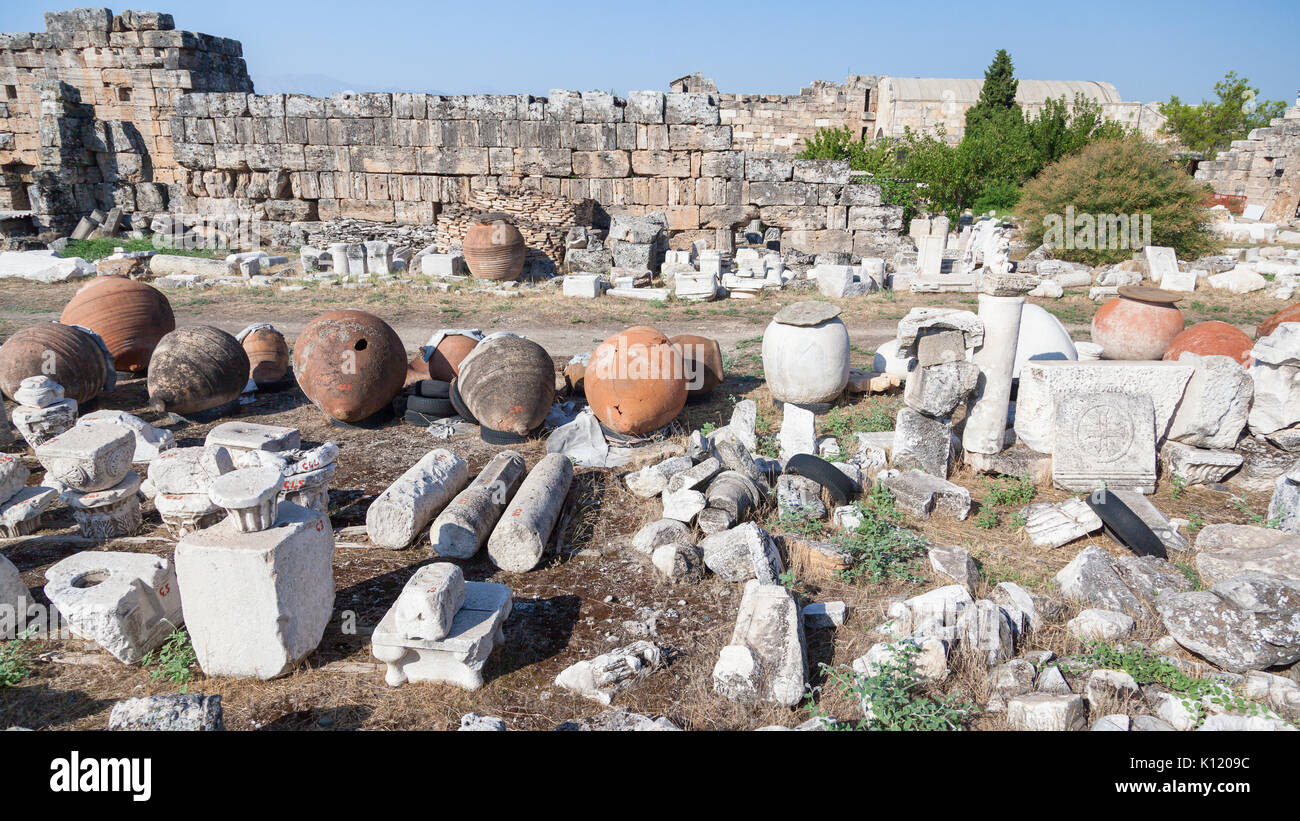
0,7,252,229
165,88,904,261
1194,100,1300,221
719,77,877,153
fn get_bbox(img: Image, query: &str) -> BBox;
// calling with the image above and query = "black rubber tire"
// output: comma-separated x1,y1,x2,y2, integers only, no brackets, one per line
480,425,529,445
448,377,477,425
784,453,855,507
1085,489,1167,559
407,395,454,416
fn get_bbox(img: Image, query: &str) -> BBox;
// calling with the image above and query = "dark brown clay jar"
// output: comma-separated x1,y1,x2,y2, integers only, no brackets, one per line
586,326,688,435
456,335,554,437
0,322,109,405
147,326,249,416
1091,286,1184,360
669,333,725,397
1258,303,1300,339
242,326,291,386
293,310,407,423
61,275,175,373
1163,320,1254,366
462,214,525,281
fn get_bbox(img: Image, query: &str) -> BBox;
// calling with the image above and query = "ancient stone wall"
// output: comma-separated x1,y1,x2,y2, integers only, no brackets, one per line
0,7,251,229
718,77,877,153
1194,100,1300,220
165,88,904,260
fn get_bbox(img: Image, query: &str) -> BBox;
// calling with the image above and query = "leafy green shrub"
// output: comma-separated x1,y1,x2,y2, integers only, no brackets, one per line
142,627,197,689
1017,136,1219,265
0,630,38,687
836,484,929,584
1160,71,1288,158
808,642,975,730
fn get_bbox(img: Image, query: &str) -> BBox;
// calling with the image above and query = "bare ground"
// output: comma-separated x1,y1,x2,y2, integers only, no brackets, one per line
0,276,1283,731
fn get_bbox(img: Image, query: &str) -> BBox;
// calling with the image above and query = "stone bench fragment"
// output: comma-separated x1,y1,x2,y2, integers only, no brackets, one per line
366,449,469,549
176,501,334,679
372,580,511,689
44,551,182,663
393,563,465,642
487,453,574,572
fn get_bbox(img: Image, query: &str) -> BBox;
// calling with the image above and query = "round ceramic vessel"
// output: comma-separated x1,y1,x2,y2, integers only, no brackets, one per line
1091,286,1184,361
762,314,850,405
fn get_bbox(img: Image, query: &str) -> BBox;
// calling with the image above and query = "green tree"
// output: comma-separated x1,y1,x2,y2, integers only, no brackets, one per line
1017,136,1219,265
965,48,1021,133
1160,71,1287,157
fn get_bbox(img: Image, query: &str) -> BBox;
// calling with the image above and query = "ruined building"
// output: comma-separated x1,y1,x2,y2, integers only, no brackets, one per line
1194,97,1300,222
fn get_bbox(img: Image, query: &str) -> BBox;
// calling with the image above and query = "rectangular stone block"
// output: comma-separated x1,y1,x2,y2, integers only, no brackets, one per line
1051,391,1157,494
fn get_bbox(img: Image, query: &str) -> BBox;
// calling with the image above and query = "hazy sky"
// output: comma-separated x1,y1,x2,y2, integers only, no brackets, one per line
3,0,1296,104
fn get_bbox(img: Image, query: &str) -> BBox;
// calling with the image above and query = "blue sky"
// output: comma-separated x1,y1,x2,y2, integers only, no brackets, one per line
3,0,1296,104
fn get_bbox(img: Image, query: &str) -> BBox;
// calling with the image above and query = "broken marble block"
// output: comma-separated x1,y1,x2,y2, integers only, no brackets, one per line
0,453,30,504
713,580,807,706
64,471,143,540
1193,524,1300,584
651,542,705,583
0,553,26,616
853,637,950,683
36,424,134,493
879,469,971,520
699,521,783,583
393,563,465,642
175,501,335,679
903,361,979,418
1156,573,1300,672
366,449,469,549
1248,324,1300,435
802,601,847,628
372,580,511,689
1020,497,1103,548
631,518,693,555
205,421,300,455
209,467,283,533
1270,467,1300,534
1166,353,1252,449
1006,694,1088,731
555,641,663,704
1160,440,1243,485
892,407,954,477
11,397,77,449
778,402,816,463
0,486,57,537
13,375,63,408
928,544,979,589
1051,391,1156,494
44,551,182,663
76,410,175,463
777,474,826,520
109,694,225,731
624,455,693,498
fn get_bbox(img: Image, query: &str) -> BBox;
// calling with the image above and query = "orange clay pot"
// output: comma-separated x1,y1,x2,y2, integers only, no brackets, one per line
1163,320,1254,367
242,326,291,387
462,214,525,281
669,333,724,396
585,326,688,435
60,275,175,373
0,323,109,404
293,310,407,422
1091,286,1184,361
1258,302,1300,339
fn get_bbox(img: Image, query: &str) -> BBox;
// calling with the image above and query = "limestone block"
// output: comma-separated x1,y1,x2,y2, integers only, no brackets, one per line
175,502,335,679
777,403,816,462
44,551,182,663
1068,608,1136,642
555,641,662,704
892,407,954,478
700,521,783,583
1051,391,1156,494
394,563,465,642
12,398,78,449
76,410,175,463
714,580,806,706
36,424,134,493
1006,694,1088,731
562,274,601,298
879,469,971,520
205,421,300,455
1157,573,1300,672
109,694,224,731
147,446,235,495
372,581,511,689
366,449,469,549
0,453,30,506
928,544,979,589
903,361,979,418
1167,353,1252,449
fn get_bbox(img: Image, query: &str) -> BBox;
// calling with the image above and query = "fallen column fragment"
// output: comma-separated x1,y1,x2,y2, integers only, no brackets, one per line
487,453,574,572
430,450,527,559
366,449,469,549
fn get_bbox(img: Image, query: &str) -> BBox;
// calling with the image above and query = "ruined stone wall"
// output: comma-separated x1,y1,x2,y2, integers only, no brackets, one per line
1194,100,1300,220
0,7,252,229
165,88,904,259
718,77,877,153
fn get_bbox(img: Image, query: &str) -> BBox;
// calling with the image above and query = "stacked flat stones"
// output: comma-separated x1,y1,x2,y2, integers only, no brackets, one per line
145,446,235,536
10,377,78,450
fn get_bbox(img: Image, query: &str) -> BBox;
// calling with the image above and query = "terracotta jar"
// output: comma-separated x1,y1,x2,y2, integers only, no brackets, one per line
1258,303,1300,339
60,275,175,373
1091,286,1184,361
240,325,291,387
1163,320,1254,366
293,310,407,423
456,334,555,439
0,323,110,405
462,213,526,281
762,302,850,405
148,326,250,416
669,333,725,397
586,326,688,435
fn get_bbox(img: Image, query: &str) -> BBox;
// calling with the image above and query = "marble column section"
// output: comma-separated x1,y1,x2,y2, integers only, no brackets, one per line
962,294,1025,454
